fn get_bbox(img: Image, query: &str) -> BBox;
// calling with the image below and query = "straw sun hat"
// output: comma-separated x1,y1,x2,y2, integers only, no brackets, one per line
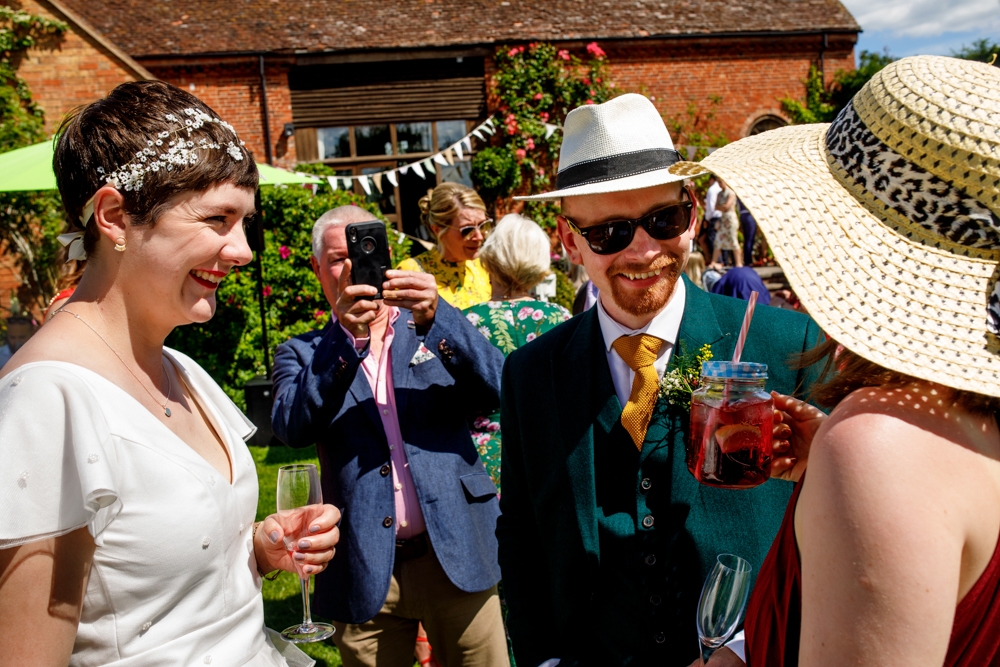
516,93,687,200
670,55,1000,398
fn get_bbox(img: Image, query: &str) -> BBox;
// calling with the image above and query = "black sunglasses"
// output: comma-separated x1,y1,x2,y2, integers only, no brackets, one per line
561,189,694,255
444,218,494,239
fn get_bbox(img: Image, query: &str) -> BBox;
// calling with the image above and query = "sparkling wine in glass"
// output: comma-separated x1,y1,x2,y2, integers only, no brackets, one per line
276,464,335,643
696,554,752,665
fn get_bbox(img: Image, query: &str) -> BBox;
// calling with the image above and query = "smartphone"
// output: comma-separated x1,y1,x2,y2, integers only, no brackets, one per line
346,221,391,300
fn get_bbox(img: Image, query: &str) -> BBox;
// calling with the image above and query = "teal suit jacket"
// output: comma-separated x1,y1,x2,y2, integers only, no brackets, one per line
496,277,823,667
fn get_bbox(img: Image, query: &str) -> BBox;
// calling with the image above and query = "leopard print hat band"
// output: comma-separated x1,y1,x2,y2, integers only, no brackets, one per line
825,101,1000,335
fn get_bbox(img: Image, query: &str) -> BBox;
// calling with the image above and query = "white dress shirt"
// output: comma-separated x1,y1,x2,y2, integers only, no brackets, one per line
596,278,686,408
704,181,723,220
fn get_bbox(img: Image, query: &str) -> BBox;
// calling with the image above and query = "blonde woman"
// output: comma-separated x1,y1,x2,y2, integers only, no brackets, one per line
397,182,492,309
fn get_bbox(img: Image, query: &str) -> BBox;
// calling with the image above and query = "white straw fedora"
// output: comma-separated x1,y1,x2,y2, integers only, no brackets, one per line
670,55,1000,397
516,93,687,201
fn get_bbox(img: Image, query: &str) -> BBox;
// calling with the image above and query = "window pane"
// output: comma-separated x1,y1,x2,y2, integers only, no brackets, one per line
355,125,392,156
436,120,467,151
396,122,432,154
317,127,351,159
361,167,396,214
438,159,474,188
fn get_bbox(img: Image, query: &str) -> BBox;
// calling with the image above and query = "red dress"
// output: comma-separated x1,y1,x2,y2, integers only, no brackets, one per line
745,477,1000,667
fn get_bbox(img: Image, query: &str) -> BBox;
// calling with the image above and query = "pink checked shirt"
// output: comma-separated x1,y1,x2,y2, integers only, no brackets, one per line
343,307,427,539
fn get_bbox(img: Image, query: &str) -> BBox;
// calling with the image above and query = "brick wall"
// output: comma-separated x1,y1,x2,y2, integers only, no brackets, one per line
15,0,144,135
604,35,855,143
144,59,298,169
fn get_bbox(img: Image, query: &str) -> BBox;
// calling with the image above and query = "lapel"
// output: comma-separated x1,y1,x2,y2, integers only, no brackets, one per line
552,308,618,558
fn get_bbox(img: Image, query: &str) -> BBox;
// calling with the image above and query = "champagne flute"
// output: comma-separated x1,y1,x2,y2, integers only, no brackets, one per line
276,464,335,643
696,553,752,665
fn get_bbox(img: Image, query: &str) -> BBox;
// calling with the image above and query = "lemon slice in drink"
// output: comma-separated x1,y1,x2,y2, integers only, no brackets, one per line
714,424,761,454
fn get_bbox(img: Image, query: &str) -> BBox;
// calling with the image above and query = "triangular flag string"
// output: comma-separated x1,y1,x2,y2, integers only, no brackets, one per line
453,143,464,161
412,161,426,179
358,175,372,196
386,171,398,187
424,158,436,174
373,173,384,193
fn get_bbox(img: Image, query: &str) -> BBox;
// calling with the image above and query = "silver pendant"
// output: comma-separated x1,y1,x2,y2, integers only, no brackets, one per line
164,407,172,417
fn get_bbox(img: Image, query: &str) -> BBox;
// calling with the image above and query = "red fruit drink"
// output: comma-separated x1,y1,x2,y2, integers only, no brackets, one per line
687,362,773,489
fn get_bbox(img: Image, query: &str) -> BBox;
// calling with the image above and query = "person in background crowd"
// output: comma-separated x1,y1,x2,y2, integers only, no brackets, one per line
397,183,492,309
0,315,35,368
463,213,572,491
738,198,758,266
271,206,509,667
769,288,804,313
672,54,1000,667
499,93,822,667
684,250,706,290
709,266,771,305
698,174,722,258
0,80,340,666
712,178,743,267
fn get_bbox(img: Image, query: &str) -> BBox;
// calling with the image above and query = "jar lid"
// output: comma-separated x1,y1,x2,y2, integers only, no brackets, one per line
701,361,768,379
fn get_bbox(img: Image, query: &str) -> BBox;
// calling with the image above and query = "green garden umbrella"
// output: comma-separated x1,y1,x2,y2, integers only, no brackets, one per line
0,139,321,192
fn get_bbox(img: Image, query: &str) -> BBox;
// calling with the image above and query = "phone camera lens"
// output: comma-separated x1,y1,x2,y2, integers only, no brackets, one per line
361,237,376,254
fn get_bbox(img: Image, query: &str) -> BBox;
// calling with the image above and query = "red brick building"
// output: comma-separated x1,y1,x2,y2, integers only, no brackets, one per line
26,0,859,234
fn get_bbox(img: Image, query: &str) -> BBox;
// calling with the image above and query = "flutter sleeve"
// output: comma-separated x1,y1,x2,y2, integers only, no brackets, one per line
0,365,120,549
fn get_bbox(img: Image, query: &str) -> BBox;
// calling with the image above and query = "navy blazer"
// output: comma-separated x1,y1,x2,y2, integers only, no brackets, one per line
271,300,505,623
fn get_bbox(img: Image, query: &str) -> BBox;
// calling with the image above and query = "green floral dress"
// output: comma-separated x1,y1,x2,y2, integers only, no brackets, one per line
462,299,571,492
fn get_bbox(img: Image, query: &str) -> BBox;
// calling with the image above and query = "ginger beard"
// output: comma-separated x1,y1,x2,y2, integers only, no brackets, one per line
606,251,683,316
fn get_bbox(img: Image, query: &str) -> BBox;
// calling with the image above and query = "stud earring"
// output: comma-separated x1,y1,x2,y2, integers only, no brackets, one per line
114,237,127,252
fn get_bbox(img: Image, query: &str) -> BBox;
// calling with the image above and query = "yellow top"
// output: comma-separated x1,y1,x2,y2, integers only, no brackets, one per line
397,248,492,310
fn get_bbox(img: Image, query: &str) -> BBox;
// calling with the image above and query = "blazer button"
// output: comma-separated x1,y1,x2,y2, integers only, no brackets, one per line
382,516,393,528
654,632,665,644
640,477,652,491
650,594,662,606
380,464,391,476
642,514,655,528
644,554,656,566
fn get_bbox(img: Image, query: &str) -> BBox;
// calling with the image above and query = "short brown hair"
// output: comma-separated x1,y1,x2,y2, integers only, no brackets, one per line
800,338,1000,414
54,81,258,257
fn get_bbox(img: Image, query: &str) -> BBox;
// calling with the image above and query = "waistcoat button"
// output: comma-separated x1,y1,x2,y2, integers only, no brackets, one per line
654,632,665,644
382,516,393,528
640,478,652,491
650,594,662,605
645,554,656,566
380,464,391,476
642,514,654,528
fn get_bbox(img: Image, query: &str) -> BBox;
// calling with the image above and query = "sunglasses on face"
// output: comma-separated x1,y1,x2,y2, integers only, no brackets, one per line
444,218,494,239
561,189,695,255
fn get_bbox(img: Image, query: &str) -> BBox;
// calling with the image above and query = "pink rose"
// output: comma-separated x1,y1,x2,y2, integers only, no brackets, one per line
517,306,534,320
533,92,543,100
525,138,535,150
585,100,595,105
539,111,549,121
314,309,326,320
262,285,272,298
508,47,519,57
531,309,545,321
586,42,606,59
557,49,570,61
279,245,291,260
473,416,491,429
526,332,536,342
487,421,501,432
515,148,526,160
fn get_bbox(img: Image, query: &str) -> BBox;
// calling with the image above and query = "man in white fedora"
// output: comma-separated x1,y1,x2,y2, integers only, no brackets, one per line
495,93,823,666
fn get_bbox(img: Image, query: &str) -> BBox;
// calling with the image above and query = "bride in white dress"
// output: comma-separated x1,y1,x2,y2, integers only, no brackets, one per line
0,81,340,666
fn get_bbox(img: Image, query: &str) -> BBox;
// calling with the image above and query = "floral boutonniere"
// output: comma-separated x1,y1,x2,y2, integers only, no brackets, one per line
659,342,713,409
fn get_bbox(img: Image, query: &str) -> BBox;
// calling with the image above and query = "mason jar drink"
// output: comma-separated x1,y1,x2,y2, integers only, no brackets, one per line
687,361,773,489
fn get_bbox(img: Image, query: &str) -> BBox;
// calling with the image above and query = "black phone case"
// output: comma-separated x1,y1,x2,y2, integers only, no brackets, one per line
346,221,391,300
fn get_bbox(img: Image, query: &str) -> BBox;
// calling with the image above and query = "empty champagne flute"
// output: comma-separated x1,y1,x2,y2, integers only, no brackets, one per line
276,464,335,643
696,554,752,665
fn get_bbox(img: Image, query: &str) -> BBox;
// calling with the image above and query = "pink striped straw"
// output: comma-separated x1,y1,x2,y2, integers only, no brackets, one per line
731,291,759,363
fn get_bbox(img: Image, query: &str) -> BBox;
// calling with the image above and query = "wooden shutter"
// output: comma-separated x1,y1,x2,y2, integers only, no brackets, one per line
291,77,485,128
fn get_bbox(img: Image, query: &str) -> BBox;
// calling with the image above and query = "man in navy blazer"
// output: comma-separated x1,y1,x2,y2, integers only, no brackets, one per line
271,206,509,667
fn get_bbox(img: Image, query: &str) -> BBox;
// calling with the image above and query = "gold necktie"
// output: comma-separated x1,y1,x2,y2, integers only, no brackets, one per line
612,334,664,449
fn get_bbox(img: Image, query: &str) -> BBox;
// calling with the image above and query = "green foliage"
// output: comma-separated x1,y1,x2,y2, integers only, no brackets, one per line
0,9,68,316
552,269,574,313
470,146,522,205
781,51,895,124
0,7,66,152
952,38,1000,65
167,185,384,408
664,95,729,161
481,41,615,209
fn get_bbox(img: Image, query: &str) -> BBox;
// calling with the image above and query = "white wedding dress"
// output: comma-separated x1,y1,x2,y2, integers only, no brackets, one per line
0,349,313,667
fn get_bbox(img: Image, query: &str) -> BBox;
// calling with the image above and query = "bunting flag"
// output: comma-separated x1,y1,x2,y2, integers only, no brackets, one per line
412,161,425,178
461,137,472,153
432,153,447,167
373,173,384,193
326,176,338,191
386,171,398,187
443,148,455,166
453,143,464,161
400,164,410,175
544,123,559,139
472,129,485,141
358,175,372,195
424,158,436,174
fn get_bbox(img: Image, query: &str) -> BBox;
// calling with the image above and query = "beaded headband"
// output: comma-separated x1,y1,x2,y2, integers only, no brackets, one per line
58,108,247,262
